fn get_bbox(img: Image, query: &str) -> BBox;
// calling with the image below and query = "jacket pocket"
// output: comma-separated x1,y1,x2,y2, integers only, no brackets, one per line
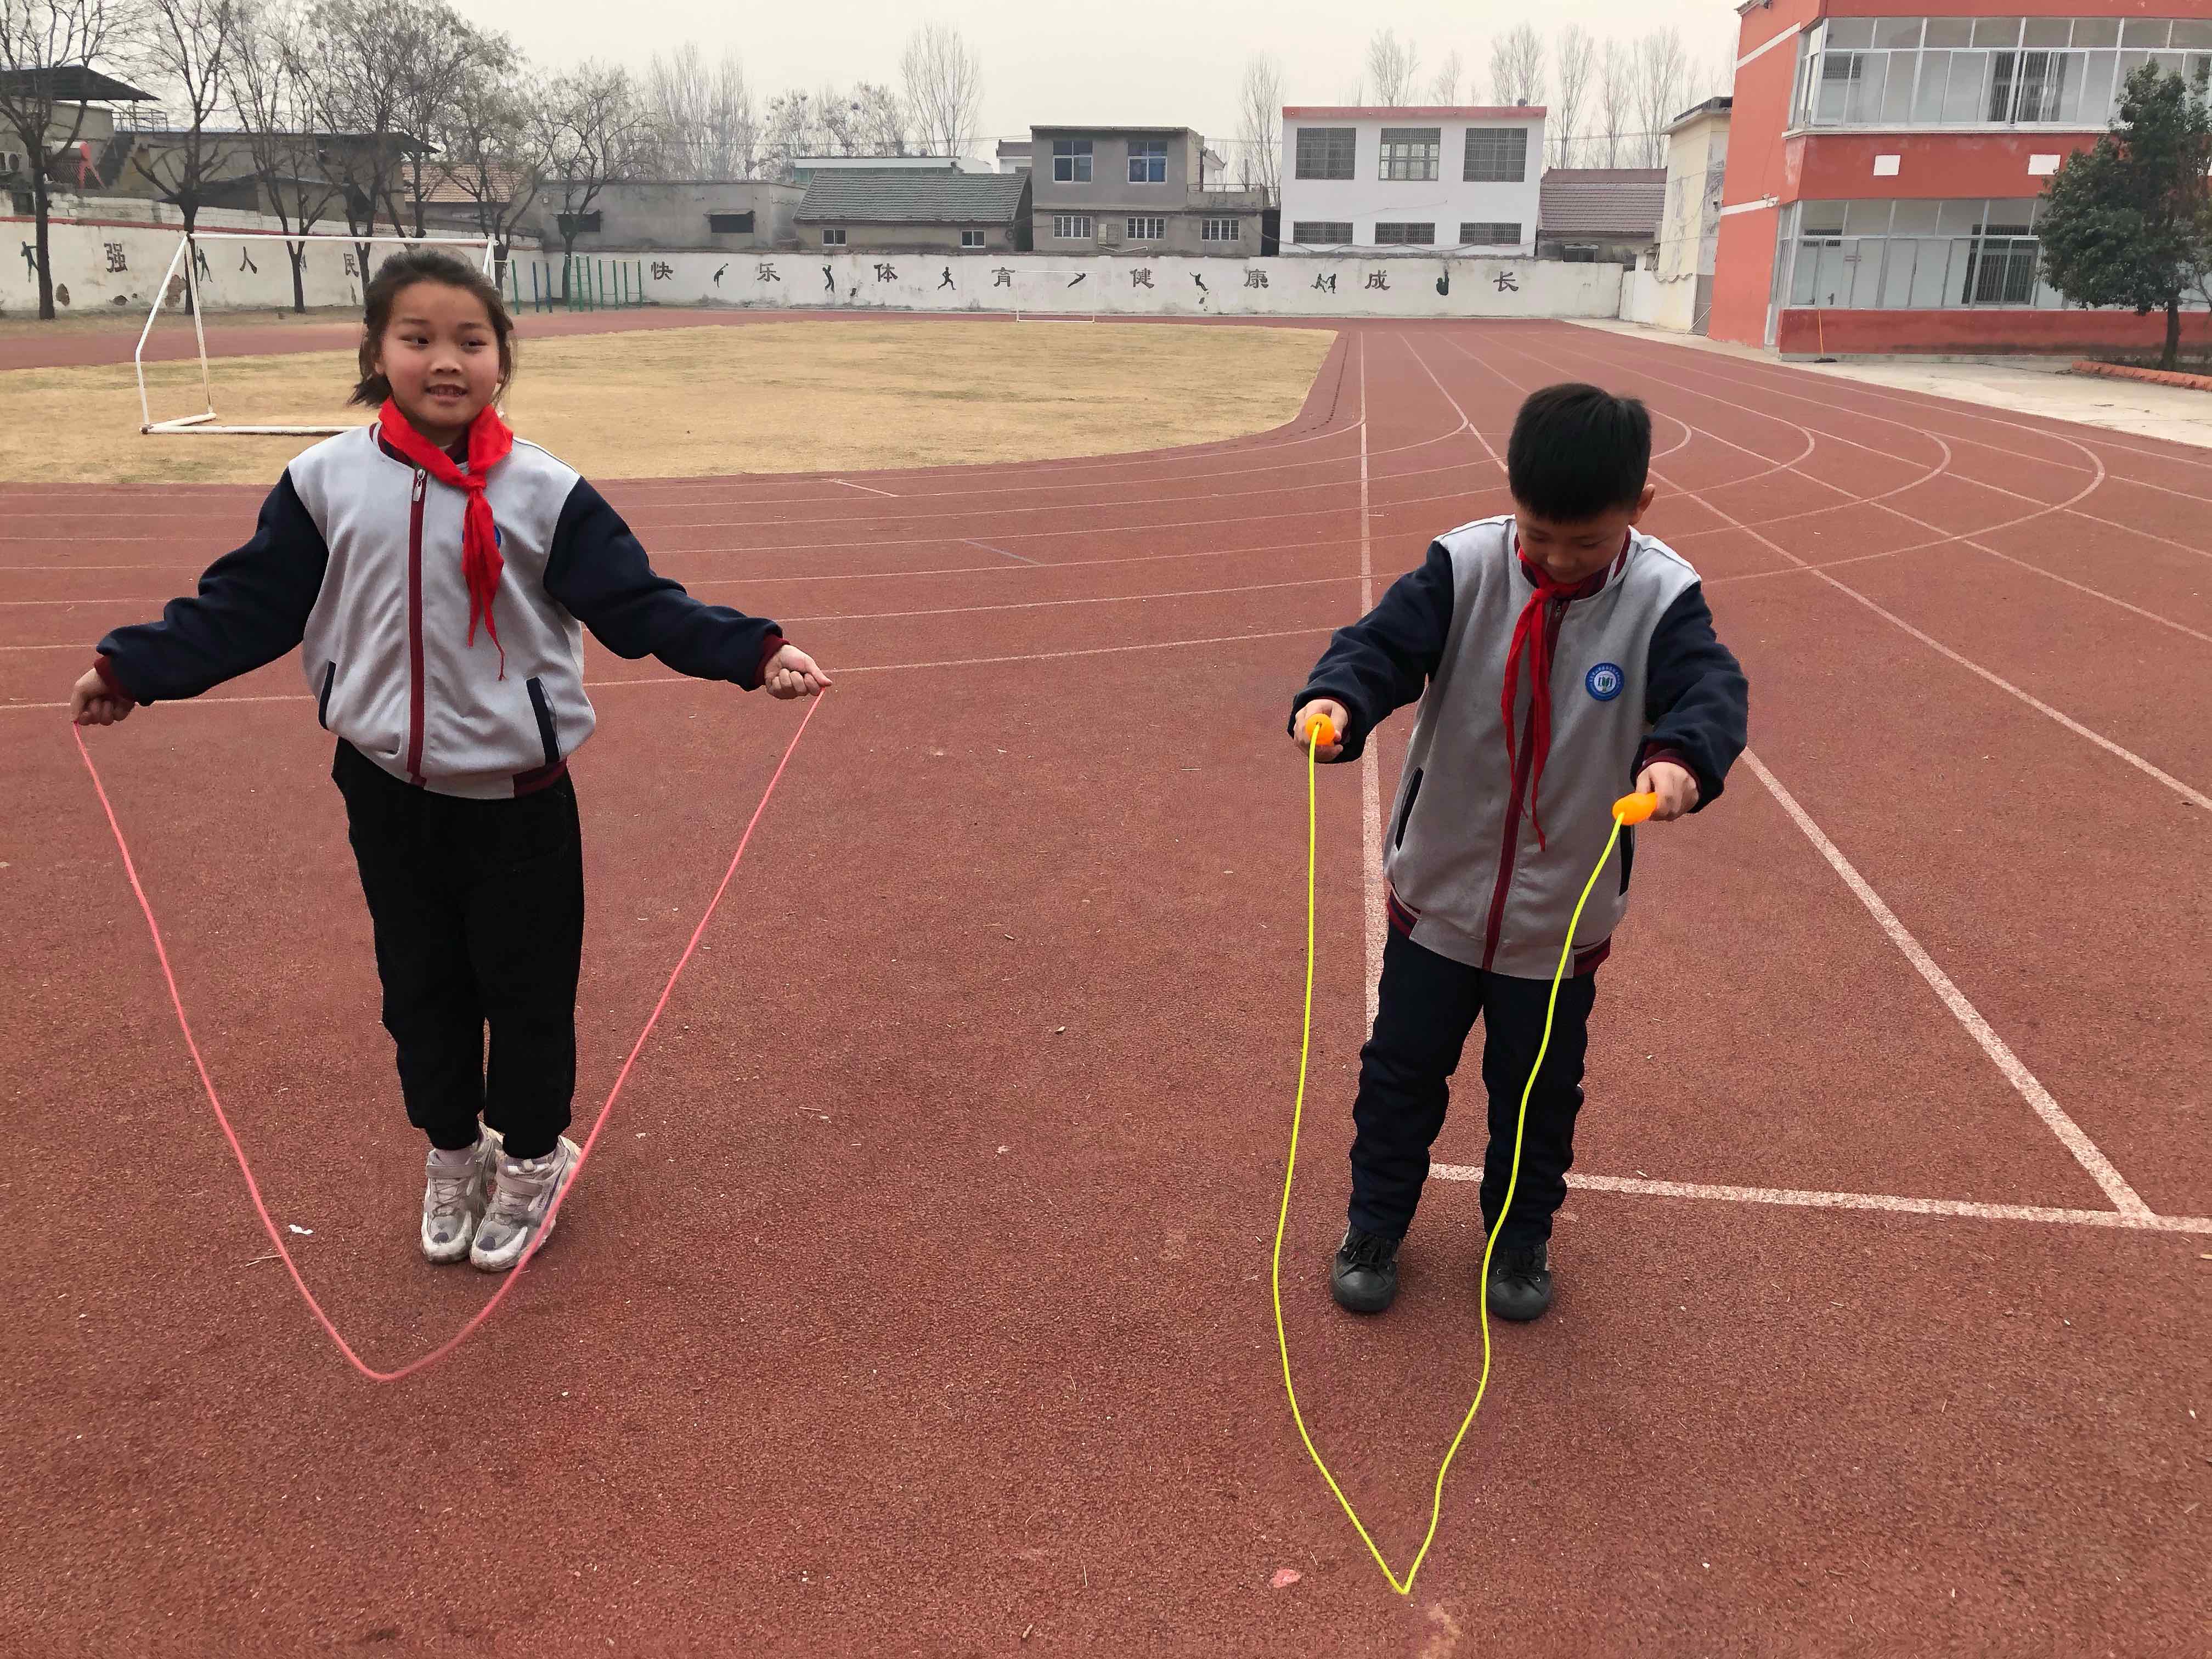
316,661,336,730
525,676,560,767
1619,825,1635,894
1393,768,1424,849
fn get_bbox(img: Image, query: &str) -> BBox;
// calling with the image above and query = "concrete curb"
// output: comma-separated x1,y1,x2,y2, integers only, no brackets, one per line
2069,359,2212,393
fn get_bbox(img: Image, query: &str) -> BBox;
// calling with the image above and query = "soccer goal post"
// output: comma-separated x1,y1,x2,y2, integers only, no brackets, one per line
135,231,496,437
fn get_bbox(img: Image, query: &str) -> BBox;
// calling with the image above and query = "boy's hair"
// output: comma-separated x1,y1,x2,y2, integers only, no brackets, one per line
349,249,516,408
1505,383,1652,522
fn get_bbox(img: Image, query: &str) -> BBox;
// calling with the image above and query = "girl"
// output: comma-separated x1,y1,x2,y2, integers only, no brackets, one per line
72,249,830,1272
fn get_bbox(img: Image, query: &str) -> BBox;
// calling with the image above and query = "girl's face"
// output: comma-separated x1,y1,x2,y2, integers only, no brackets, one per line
372,280,503,445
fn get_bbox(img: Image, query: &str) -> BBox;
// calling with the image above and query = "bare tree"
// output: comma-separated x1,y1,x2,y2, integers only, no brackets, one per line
125,0,243,249
644,42,757,179
1365,27,1420,106
1427,48,1463,106
289,0,420,272
816,81,910,156
532,60,650,290
0,0,131,319
1632,27,1691,167
432,48,538,270
1551,25,1594,167
1598,37,1634,166
1488,23,1545,109
1235,51,1281,205
391,3,503,235
227,0,337,311
899,21,980,158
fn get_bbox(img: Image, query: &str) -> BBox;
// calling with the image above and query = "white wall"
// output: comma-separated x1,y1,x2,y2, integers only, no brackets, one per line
1277,110,1543,254
2,212,1626,322
1618,267,1700,332
506,249,1623,320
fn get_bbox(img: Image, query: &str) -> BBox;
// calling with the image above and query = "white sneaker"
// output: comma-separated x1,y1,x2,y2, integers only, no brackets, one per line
420,1126,502,1264
470,1136,582,1273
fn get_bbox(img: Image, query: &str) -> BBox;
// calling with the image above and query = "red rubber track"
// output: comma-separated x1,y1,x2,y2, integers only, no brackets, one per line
2,315,2205,1655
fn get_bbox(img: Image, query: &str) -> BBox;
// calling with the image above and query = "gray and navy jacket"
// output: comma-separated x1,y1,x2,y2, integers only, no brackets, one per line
1291,515,1748,979
93,423,787,799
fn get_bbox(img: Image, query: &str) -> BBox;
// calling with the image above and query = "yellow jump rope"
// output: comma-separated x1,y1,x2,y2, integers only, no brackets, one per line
1271,712,1656,1595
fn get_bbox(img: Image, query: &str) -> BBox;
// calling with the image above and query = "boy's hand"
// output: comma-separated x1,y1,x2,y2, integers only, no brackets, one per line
761,644,831,700
71,668,135,727
1292,698,1349,762
1637,760,1699,821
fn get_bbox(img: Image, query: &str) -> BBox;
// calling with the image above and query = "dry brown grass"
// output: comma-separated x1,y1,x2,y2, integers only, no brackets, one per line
0,319,1335,486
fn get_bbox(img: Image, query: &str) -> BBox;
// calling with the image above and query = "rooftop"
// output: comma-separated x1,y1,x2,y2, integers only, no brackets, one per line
0,65,153,103
794,168,1030,225
1538,168,1667,239
1282,105,1547,120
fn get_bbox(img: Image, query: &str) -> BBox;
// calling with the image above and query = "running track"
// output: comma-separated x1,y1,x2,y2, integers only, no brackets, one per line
2,317,2206,1655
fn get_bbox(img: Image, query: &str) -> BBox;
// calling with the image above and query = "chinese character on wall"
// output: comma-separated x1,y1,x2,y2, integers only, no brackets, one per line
1131,268,1154,288
104,242,127,273
1494,270,1519,294
1244,269,1268,289
754,262,779,283
1364,271,1388,291
874,262,898,281
651,261,673,280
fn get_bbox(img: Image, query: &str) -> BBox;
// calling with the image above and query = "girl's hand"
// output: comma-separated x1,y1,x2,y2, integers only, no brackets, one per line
71,668,135,727
1292,698,1349,762
1637,760,1699,821
762,644,831,700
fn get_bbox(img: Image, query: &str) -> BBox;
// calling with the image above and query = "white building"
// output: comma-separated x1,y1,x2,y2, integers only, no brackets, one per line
1277,105,1545,254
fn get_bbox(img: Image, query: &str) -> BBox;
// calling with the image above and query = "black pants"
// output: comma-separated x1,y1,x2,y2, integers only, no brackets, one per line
1347,927,1599,1249
333,742,583,1161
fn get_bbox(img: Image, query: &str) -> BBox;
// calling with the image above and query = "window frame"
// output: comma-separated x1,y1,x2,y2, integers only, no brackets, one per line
707,211,755,235
1378,127,1442,182
1200,217,1242,242
1293,127,1357,181
1290,219,1354,245
1051,213,1094,240
1125,215,1166,241
1458,220,1522,246
820,227,845,247
1127,138,1169,184
1462,128,1529,183
1373,221,1437,245
1052,139,1094,184
960,229,986,249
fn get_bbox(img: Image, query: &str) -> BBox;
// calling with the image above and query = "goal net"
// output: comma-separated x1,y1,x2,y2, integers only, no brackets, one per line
135,232,496,436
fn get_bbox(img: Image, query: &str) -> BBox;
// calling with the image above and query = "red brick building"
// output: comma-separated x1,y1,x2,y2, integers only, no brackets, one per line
1709,3,2212,355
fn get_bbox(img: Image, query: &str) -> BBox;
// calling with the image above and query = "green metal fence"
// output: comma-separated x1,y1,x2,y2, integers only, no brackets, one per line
509,257,648,314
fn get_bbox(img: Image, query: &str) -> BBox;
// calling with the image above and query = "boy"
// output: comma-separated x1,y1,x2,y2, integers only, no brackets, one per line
1289,383,1747,1321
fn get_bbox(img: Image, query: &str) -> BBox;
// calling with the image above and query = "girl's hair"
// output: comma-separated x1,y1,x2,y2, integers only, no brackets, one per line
349,248,516,408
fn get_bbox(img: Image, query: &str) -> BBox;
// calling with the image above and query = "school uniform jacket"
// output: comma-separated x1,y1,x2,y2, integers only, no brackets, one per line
1290,516,1748,979
93,423,786,799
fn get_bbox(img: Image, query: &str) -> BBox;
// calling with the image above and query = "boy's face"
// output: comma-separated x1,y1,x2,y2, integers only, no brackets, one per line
1513,483,1658,585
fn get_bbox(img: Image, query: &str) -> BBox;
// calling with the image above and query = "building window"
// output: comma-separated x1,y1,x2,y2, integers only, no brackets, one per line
1374,221,1436,245
1291,220,1355,244
1792,15,2212,131
1782,197,2069,311
821,227,845,246
1126,216,1165,241
1378,128,1441,181
1459,221,1521,245
961,229,986,248
1201,217,1242,242
1052,214,1094,240
1294,127,1356,180
1463,128,1528,183
556,211,602,236
707,212,754,234
1128,139,1167,183
1052,139,1093,183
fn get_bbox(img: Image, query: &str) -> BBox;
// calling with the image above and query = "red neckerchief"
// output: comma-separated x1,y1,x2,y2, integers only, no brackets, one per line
1501,537,1622,851
377,399,516,676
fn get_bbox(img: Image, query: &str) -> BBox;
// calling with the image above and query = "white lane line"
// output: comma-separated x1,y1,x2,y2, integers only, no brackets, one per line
964,538,1037,565
1358,337,1385,1030
1429,1166,2211,1234
832,478,898,497
1742,748,2153,1218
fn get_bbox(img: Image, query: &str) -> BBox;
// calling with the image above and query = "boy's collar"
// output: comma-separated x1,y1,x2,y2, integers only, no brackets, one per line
1512,528,1634,600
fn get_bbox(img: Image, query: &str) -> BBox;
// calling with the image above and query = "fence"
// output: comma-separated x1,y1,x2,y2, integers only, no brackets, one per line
509,256,648,314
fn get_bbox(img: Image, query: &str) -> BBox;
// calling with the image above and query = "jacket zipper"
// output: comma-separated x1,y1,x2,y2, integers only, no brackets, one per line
1481,596,1568,970
404,469,427,783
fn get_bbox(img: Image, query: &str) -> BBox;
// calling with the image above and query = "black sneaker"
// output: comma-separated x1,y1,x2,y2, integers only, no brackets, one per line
1485,1240,1553,1322
1330,1226,1400,1314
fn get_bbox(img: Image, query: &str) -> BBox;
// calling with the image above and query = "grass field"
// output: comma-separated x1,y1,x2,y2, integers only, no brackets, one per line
0,318,1336,485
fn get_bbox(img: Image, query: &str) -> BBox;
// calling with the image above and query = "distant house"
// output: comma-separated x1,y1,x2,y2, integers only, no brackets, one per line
0,66,154,208
1654,98,1732,332
1537,167,1667,264
517,180,805,252
1277,106,1544,253
793,168,1032,254
996,140,1031,174
1027,125,1263,256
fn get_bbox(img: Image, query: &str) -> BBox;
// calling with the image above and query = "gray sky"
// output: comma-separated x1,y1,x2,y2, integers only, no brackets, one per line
466,0,1743,160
